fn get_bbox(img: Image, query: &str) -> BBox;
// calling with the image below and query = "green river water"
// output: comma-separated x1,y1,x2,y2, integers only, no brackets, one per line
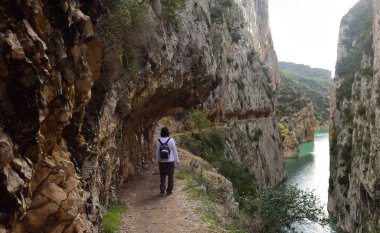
284,128,334,233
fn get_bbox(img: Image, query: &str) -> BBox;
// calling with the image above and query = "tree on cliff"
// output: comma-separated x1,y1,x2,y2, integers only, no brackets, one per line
255,185,328,233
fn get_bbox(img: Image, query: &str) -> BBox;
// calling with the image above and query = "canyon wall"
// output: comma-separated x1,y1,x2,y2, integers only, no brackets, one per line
203,0,287,189
278,102,316,157
329,0,380,232
0,0,105,232
0,0,285,231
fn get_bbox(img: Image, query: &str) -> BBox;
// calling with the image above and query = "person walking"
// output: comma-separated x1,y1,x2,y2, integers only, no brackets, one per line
156,127,180,195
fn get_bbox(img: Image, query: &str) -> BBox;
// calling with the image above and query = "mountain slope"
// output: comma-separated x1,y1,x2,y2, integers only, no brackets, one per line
278,62,333,123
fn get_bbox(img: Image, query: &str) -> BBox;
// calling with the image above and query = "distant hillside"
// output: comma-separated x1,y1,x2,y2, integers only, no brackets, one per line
277,62,333,123
279,61,332,80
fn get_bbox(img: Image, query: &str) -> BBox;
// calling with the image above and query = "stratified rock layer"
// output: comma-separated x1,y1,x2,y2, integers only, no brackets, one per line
329,0,380,232
0,0,103,232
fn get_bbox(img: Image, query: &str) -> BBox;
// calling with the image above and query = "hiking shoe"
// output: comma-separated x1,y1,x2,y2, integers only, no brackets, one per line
166,191,173,195
160,190,165,195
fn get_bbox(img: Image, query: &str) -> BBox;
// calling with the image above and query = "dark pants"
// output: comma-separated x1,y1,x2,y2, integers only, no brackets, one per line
159,162,174,193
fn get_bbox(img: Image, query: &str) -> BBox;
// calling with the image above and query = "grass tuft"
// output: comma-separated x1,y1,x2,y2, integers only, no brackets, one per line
101,205,127,233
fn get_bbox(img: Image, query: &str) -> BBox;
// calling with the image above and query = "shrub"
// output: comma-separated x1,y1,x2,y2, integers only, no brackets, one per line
227,57,234,64
176,128,256,208
231,30,241,43
175,108,211,130
278,123,288,140
210,0,233,24
357,105,367,116
210,6,225,24
338,175,349,186
254,186,328,233
360,66,374,77
247,49,257,65
343,107,354,124
98,0,149,42
160,0,185,25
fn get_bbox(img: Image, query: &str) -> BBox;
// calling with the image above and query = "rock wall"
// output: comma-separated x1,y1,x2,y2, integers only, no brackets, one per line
203,0,287,188
66,0,219,231
0,0,104,232
279,102,316,157
328,0,380,232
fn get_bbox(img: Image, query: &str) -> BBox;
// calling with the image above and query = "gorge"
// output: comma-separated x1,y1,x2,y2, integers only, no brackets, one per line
0,0,379,232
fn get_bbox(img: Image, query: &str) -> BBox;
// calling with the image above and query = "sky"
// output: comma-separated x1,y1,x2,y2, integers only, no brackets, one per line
268,0,359,76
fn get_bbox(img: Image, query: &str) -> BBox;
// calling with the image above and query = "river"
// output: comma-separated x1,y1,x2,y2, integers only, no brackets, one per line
284,128,334,233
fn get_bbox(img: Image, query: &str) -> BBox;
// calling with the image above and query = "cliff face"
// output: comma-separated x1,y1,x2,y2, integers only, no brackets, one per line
0,0,105,232
202,0,287,189
329,0,380,232
278,102,316,157
0,0,285,232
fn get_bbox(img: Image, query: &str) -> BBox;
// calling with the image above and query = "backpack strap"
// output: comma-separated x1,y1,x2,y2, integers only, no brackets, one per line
158,138,171,145
164,138,171,144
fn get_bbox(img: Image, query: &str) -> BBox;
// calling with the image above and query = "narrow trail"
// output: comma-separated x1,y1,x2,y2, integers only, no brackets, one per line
119,153,211,233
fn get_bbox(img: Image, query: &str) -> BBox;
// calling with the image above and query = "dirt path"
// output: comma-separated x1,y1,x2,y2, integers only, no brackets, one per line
119,163,211,233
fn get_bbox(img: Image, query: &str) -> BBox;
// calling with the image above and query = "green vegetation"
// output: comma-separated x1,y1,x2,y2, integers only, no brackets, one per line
357,105,367,116
210,0,233,24
98,0,149,42
276,63,333,124
160,0,185,25
178,169,248,232
174,108,211,130
176,127,257,203
247,50,258,65
231,30,241,43
278,123,290,140
101,205,127,233
338,175,350,186
100,0,184,37
255,185,328,233
279,62,331,80
360,66,374,77
343,107,354,125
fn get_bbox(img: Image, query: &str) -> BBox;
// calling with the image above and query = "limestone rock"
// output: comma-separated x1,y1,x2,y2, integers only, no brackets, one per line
202,0,286,188
329,0,380,232
0,129,13,168
279,102,317,157
0,0,101,232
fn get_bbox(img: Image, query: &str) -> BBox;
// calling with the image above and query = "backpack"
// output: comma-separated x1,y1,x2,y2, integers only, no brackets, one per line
158,138,171,160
